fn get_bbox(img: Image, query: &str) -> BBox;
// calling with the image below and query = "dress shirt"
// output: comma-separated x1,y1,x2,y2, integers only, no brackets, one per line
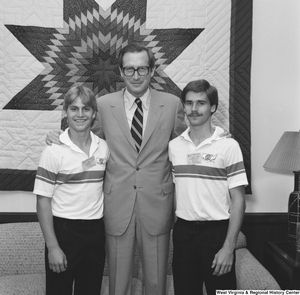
123,88,150,135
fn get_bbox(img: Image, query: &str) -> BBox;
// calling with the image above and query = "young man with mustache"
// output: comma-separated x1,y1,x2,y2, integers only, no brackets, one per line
168,79,248,295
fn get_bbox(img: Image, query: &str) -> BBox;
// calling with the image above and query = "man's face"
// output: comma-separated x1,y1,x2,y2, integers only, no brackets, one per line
120,51,155,97
184,91,216,127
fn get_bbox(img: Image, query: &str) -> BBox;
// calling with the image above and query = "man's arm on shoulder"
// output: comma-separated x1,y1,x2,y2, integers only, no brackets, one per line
221,129,231,138
46,130,62,146
91,95,106,139
91,110,105,139
172,97,187,139
211,185,246,276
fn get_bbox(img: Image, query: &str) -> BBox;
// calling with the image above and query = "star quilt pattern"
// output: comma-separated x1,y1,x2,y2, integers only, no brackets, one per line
0,0,252,193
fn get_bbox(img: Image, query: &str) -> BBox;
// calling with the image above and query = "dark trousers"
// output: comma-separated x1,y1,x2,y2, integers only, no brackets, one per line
45,216,106,295
172,218,236,295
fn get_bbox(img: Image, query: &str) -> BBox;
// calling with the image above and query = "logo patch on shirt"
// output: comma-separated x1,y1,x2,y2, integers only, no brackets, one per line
202,153,217,163
96,157,107,166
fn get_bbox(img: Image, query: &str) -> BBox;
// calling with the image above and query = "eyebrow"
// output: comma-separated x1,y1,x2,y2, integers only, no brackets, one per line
185,99,206,102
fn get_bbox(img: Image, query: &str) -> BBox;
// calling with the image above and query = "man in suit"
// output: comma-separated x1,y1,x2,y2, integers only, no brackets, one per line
95,43,186,295
47,42,186,295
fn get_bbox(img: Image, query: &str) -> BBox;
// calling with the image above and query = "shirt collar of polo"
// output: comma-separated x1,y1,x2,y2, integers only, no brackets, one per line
124,88,150,110
59,128,100,155
180,126,225,145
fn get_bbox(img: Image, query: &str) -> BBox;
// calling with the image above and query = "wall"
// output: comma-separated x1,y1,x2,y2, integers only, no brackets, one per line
1,0,300,213
248,0,300,212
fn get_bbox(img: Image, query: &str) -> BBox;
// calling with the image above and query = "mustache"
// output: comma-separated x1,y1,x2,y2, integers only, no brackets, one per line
187,112,201,117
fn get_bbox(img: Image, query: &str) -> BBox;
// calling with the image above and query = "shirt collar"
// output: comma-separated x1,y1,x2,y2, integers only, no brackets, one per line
59,128,100,154
180,126,225,145
59,129,73,146
124,88,151,110
180,127,192,141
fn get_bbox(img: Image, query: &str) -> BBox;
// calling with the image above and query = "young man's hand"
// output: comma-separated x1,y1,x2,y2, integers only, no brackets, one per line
48,247,68,273
211,247,234,276
46,130,63,146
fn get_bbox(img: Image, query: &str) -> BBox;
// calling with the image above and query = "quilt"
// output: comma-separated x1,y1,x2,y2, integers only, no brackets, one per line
0,0,252,193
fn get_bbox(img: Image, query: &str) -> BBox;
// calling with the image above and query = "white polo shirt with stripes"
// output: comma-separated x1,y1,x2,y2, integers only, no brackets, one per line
34,129,109,220
168,126,248,221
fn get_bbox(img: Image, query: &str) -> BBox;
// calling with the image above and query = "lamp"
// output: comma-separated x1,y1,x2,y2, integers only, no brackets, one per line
263,131,300,252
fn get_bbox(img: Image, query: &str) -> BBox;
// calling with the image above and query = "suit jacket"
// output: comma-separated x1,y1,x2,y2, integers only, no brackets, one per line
93,88,186,236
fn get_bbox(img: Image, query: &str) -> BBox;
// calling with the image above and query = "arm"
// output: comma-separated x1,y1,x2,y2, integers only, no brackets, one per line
37,195,67,273
221,130,231,138
211,185,246,276
168,147,177,223
46,130,62,145
91,98,105,139
172,98,187,139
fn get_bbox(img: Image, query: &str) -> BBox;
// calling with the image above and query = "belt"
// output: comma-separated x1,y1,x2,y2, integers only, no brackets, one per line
177,217,229,227
53,216,102,224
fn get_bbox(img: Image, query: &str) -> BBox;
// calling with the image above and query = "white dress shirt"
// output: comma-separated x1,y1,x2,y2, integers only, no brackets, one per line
123,88,151,135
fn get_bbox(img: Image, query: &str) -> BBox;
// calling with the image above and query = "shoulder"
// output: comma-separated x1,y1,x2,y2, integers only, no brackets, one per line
150,89,181,103
221,137,240,147
39,144,64,164
97,90,123,104
92,132,109,149
99,137,109,149
42,143,63,155
214,127,238,146
215,137,243,158
169,135,183,148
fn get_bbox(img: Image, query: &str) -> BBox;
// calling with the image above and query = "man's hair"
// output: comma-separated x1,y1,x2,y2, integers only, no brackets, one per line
181,79,219,114
63,84,97,112
118,42,156,69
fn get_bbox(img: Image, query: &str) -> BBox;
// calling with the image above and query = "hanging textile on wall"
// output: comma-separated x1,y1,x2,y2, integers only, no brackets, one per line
0,0,252,193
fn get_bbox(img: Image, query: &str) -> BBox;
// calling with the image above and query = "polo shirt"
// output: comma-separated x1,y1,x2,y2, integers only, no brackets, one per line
33,129,109,220
168,126,248,221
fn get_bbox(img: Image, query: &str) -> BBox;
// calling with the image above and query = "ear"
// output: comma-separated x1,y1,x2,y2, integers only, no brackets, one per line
119,67,124,78
150,66,156,77
211,104,217,114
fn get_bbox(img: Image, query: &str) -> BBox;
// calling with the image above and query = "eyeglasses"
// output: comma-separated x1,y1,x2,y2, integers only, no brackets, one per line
122,66,150,77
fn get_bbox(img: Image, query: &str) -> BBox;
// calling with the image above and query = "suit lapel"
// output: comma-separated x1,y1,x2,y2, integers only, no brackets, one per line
110,91,136,150
110,89,164,154
140,90,163,152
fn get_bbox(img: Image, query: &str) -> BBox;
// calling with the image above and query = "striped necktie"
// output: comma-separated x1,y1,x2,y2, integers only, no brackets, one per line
131,98,143,152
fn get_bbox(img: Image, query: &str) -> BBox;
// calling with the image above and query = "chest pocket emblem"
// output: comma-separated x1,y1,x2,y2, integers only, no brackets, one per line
96,157,107,165
202,153,217,163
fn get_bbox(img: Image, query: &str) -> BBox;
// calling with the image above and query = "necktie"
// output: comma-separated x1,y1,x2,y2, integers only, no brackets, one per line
131,98,143,152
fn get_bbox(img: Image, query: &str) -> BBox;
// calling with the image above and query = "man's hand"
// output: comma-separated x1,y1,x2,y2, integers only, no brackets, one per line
221,129,232,138
46,130,63,146
211,247,234,276
48,247,68,273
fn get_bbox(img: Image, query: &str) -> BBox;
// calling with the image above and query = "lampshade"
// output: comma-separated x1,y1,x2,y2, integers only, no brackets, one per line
264,131,300,252
263,131,300,172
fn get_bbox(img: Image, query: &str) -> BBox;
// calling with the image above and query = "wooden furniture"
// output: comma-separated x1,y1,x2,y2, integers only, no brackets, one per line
265,241,300,289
